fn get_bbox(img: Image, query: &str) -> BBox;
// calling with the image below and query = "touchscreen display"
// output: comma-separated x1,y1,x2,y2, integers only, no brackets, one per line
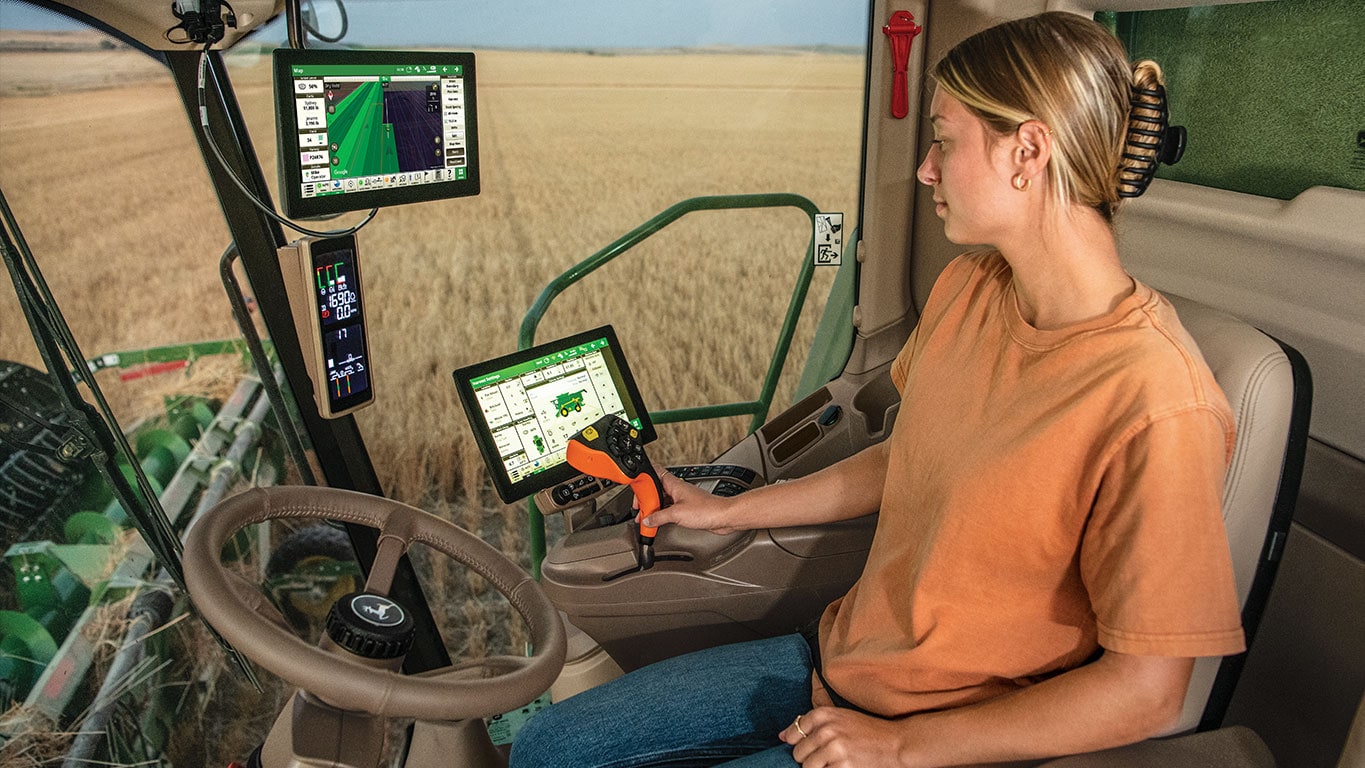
453,326,655,503
274,49,479,219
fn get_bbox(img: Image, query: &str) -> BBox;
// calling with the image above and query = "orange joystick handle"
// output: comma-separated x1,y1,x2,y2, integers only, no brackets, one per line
565,415,668,541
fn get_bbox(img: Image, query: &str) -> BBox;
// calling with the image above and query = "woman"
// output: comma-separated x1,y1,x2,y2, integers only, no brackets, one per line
510,12,1244,768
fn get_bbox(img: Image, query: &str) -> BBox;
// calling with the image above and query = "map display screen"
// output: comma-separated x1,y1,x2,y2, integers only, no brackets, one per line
274,49,479,219
452,326,655,503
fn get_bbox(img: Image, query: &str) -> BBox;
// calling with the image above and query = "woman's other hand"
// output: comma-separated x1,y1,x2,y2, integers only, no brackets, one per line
781,707,915,768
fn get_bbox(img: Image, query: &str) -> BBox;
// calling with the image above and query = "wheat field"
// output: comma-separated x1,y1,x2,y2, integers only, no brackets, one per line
0,43,864,513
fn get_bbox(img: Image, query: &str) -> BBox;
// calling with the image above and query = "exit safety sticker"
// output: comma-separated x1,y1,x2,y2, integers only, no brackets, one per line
815,213,843,266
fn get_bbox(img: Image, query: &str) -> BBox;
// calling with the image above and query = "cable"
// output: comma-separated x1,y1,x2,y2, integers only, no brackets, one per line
164,26,194,45
195,46,377,238
303,0,350,44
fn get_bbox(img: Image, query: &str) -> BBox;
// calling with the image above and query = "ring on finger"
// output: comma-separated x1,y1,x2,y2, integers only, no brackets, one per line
794,714,809,738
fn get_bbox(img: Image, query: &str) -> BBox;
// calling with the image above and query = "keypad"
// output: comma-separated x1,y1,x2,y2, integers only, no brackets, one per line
547,463,756,508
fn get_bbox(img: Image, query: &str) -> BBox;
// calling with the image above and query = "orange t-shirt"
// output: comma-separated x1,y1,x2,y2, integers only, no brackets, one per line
814,252,1246,717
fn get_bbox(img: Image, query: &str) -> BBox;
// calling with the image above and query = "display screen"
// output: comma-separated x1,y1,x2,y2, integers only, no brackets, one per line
311,240,372,413
452,326,655,503
273,49,479,219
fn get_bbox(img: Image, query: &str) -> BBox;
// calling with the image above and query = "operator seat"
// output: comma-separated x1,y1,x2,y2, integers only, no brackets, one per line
1165,295,1310,734
1041,295,1311,765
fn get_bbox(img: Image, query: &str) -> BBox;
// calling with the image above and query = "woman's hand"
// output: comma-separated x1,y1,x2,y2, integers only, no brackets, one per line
780,707,915,768
637,441,893,536
637,468,743,534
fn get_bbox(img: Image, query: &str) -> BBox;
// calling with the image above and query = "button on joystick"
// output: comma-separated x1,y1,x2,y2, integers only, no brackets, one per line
565,414,669,570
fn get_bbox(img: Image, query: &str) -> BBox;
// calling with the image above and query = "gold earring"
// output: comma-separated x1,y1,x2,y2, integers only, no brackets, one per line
1012,174,1032,192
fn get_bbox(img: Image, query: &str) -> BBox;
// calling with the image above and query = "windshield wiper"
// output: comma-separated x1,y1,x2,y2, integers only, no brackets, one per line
0,185,253,685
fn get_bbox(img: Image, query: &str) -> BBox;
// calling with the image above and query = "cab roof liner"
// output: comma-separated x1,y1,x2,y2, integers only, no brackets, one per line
31,0,283,51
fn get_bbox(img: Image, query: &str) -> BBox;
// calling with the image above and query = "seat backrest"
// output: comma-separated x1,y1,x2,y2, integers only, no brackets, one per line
1164,295,1312,734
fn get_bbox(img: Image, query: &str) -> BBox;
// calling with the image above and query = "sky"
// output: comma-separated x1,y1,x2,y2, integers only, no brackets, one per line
0,1,870,49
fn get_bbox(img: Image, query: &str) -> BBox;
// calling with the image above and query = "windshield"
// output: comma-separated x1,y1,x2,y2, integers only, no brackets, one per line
224,1,869,505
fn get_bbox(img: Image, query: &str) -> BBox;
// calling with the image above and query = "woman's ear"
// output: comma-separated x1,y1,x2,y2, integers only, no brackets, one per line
1014,120,1052,178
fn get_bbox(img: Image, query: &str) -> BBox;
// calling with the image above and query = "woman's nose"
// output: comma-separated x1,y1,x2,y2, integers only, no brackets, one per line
916,149,939,186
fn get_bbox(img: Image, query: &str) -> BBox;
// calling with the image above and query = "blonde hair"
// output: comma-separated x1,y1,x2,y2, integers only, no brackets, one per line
932,12,1166,222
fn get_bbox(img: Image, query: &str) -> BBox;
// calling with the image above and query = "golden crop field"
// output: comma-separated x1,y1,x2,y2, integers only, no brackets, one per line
0,41,864,515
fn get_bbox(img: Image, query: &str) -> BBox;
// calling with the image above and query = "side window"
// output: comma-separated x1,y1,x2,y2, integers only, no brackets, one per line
0,6,319,755
1100,0,1364,199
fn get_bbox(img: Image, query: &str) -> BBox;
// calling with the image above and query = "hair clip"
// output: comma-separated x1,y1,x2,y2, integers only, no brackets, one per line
1118,84,1186,198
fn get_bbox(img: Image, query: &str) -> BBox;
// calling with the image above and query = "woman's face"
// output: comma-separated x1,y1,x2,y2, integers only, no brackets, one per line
916,90,1021,246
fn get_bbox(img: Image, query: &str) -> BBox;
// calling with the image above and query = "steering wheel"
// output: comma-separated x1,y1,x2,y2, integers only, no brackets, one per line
183,486,566,721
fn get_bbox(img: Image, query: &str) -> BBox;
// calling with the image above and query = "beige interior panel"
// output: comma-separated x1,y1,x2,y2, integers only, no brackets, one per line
844,0,931,378
1119,182,1365,460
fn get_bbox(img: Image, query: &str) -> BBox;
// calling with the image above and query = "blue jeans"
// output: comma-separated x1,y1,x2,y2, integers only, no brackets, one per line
509,633,814,768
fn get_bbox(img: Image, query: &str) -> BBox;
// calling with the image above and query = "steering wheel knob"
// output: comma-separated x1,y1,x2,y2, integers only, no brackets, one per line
325,591,416,660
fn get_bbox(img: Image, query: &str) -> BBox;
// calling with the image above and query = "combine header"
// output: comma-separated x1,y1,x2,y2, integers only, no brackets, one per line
0,349,310,762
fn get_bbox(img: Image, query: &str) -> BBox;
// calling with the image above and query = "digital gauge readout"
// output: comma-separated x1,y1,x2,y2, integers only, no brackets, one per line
312,245,371,412
323,326,369,402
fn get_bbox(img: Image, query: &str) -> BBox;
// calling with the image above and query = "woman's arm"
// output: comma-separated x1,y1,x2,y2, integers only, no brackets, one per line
783,649,1194,768
641,439,892,535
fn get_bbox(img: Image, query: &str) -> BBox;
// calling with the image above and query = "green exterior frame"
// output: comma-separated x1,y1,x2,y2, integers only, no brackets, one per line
518,193,826,574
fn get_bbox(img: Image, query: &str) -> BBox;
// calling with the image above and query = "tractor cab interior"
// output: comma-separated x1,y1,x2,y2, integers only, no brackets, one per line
0,1,1362,767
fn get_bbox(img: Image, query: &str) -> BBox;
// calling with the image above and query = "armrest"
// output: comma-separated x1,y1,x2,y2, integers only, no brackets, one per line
1037,726,1275,768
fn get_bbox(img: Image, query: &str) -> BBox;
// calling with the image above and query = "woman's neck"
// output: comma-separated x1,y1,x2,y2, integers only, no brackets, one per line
1000,207,1133,331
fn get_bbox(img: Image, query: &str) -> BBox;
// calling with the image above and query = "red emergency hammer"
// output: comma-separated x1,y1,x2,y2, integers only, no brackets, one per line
566,414,669,569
